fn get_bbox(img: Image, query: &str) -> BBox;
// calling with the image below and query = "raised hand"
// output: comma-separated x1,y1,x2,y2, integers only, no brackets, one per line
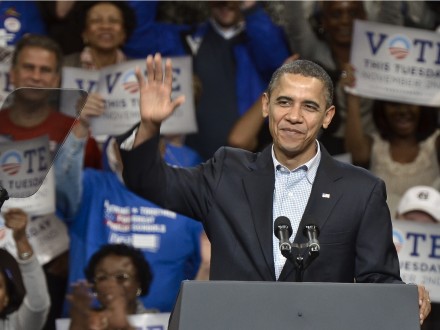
67,280,95,330
134,53,186,147
73,92,106,139
3,208,28,242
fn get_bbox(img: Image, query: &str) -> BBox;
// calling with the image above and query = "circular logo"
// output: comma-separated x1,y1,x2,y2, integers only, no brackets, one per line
4,17,21,33
392,228,405,253
1,150,22,175
122,70,139,94
388,35,410,60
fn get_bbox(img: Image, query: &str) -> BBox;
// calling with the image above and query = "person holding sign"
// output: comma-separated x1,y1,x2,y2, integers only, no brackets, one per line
395,185,440,330
0,208,50,330
0,33,101,329
341,64,440,216
63,1,138,146
118,53,431,324
279,1,376,156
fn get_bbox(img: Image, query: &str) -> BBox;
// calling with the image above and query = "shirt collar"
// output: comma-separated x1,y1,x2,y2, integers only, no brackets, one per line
271,141,321,184
209,18,245,40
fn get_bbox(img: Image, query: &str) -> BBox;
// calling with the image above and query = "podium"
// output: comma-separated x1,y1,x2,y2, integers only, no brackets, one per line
169,281,420,330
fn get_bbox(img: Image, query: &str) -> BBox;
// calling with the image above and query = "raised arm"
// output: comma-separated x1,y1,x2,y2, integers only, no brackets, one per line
341,64,373,167
4,208,50,330
227,95,265,151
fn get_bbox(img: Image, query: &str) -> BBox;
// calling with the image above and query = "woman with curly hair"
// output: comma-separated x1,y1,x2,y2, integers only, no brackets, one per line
68,243,154,330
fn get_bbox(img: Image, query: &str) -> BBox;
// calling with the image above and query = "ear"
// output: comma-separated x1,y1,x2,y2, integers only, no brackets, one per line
322,105,335,129
262,93,269,118
3,294,9,307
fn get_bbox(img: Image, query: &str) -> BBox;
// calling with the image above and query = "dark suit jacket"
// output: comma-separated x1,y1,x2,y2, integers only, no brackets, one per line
120,135,402,284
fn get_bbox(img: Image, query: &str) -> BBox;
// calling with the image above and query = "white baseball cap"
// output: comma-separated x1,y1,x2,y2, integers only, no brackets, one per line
397,186,440,222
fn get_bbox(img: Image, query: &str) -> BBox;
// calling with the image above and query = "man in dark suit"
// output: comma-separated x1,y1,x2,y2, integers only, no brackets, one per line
118,53,431,324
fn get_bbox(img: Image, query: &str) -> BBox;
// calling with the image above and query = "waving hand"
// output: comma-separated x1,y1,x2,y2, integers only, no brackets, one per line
134,53,186,147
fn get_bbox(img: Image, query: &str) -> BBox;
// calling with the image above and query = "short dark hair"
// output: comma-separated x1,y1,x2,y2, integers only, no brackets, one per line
80,1,137,41
266,59,334,109
0,249,25,319
12,34,63,73
84,244,152,296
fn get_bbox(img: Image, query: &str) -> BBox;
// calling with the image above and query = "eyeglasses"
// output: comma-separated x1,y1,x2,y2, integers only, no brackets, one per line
94,273,132,284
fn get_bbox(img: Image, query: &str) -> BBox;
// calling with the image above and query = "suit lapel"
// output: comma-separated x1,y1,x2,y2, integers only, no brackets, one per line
243,146,276,281
279,146,344,281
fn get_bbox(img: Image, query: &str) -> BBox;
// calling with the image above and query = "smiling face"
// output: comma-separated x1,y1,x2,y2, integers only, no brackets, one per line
10,46,60,89
9,46,60,105
321,1,366,46
93,254,140,313
383,102,420,137
83,2,126,52
262,73,335,169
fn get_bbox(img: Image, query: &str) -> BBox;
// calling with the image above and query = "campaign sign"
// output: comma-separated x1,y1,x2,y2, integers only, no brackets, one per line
0,212,70,265
0,135,51,198
393,220,440,302
0,136,69,264
350,20,440,106
56,312,171,330
62,56,197,139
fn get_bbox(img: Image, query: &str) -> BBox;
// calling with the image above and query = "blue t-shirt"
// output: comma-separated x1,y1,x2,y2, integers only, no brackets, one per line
67,170,202,312
64,143,204,314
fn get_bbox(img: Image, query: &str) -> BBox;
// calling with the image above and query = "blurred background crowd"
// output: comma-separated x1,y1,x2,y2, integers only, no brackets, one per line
0,1,438,330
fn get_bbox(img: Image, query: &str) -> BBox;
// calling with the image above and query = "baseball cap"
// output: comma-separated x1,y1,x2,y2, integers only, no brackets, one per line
397,186,440,222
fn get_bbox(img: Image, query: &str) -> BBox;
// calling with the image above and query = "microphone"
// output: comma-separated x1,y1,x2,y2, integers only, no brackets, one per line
274,216,293,256
303,224,320,253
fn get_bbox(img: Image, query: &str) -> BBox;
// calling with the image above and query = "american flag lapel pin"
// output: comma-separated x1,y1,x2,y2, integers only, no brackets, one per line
322,193,330,198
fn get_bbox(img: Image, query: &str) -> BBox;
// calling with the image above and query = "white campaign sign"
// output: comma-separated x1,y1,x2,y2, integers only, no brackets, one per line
393,220,440,302
56,312,171,330
0,136,69,264
350,20,440,106
62,57,197,139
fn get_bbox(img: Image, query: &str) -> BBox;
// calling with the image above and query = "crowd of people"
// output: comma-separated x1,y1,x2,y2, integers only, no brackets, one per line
0,1,438,329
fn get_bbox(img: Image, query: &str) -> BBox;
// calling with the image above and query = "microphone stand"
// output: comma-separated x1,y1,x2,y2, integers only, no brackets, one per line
281,225,320,282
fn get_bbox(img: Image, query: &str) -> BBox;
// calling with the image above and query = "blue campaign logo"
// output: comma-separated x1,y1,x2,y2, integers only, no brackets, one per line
0,150,22,175
122,69,139,94
393,228,405,253
388,35,411,60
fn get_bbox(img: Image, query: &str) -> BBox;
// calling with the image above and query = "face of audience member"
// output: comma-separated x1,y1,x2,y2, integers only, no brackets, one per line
262,74,335,167
321,1,366,46
10,46,60,89
210,1,243,28
83,2,126,52
93,254,140,313
398,211,437,224
0,271,9,313
383,102,420,137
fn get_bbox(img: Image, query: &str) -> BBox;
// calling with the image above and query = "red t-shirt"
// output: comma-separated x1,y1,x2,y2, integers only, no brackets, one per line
0,109,101,169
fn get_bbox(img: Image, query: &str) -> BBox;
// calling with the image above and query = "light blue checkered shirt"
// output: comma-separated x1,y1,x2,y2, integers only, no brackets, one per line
272,141,321,279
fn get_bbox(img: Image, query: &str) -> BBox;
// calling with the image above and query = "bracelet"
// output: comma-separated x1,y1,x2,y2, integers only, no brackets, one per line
19,251,32,260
